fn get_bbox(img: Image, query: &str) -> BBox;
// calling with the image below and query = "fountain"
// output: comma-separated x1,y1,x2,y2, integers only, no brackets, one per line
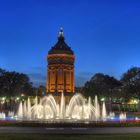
0,93,130,122
109,112,115,119
16,93,107,121
119,112,126,120
102,102,107,120
0,112,5,119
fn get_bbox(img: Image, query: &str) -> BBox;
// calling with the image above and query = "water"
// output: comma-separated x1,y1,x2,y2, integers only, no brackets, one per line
0,93,136,122
16,93,107,121
102,102,107,120
119,112,126,120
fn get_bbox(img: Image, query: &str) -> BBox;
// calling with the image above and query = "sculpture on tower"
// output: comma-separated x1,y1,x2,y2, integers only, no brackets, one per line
46,28,75,95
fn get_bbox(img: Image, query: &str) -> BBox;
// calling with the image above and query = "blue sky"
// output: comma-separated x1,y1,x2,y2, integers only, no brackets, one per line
0,0,140,86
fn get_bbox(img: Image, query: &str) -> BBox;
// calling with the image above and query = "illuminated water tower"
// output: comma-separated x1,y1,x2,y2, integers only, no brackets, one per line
46,28,75,96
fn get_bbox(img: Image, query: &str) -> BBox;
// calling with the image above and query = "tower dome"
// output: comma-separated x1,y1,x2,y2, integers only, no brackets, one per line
48,28,74,55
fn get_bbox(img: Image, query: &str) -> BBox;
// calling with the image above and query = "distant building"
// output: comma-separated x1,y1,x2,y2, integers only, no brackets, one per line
46,28,75,96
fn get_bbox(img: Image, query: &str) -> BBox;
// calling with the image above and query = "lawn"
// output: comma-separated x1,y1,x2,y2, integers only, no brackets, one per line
0,134,140,140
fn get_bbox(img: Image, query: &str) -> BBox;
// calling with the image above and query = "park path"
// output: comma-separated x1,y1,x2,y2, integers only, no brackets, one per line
0,127,140,134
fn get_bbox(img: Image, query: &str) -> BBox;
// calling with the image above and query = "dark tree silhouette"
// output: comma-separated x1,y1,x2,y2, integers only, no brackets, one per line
121,67,140,101
0,69,34,97
82,73,122,99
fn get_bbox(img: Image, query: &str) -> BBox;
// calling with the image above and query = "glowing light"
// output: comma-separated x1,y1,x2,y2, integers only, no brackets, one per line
2,97,6,101
101,97,105,102
16,97,20,101
133,99,138,104
21,94,25,97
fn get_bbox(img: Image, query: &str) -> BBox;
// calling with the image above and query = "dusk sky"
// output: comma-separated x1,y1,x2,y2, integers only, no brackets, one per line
0,0,140,86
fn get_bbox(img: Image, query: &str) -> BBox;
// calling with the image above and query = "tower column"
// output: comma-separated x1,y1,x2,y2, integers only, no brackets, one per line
55,68,58,93
62,67,64,91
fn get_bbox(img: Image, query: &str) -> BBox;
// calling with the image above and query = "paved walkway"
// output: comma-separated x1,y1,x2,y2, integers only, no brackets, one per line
0,127,140,134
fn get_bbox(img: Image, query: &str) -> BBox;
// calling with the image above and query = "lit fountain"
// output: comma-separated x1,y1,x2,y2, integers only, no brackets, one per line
0,93,130,122
16,93,108,121
102,102,107,120
0,112,5,119
109,112,115,119
119,112,126,120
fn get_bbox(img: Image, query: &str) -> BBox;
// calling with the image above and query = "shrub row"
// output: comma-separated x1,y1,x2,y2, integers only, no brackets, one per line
0,120,140,128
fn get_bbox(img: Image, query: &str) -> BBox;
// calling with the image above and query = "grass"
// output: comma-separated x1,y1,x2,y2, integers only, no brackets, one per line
0,134,140,140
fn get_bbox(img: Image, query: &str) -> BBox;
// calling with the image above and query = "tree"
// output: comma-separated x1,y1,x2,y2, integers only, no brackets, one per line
121,67,140,100
82,73,121,99
36,85,46,96
0,69,34,97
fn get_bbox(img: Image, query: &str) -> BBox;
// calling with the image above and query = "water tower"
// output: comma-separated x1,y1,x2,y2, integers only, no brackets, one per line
46,28,75,100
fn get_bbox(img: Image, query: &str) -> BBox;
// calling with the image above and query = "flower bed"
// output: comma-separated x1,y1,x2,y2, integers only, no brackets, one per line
0,120,140,127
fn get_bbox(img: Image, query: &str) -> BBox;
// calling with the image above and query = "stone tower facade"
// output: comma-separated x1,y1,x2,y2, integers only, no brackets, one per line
46,28,75,94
